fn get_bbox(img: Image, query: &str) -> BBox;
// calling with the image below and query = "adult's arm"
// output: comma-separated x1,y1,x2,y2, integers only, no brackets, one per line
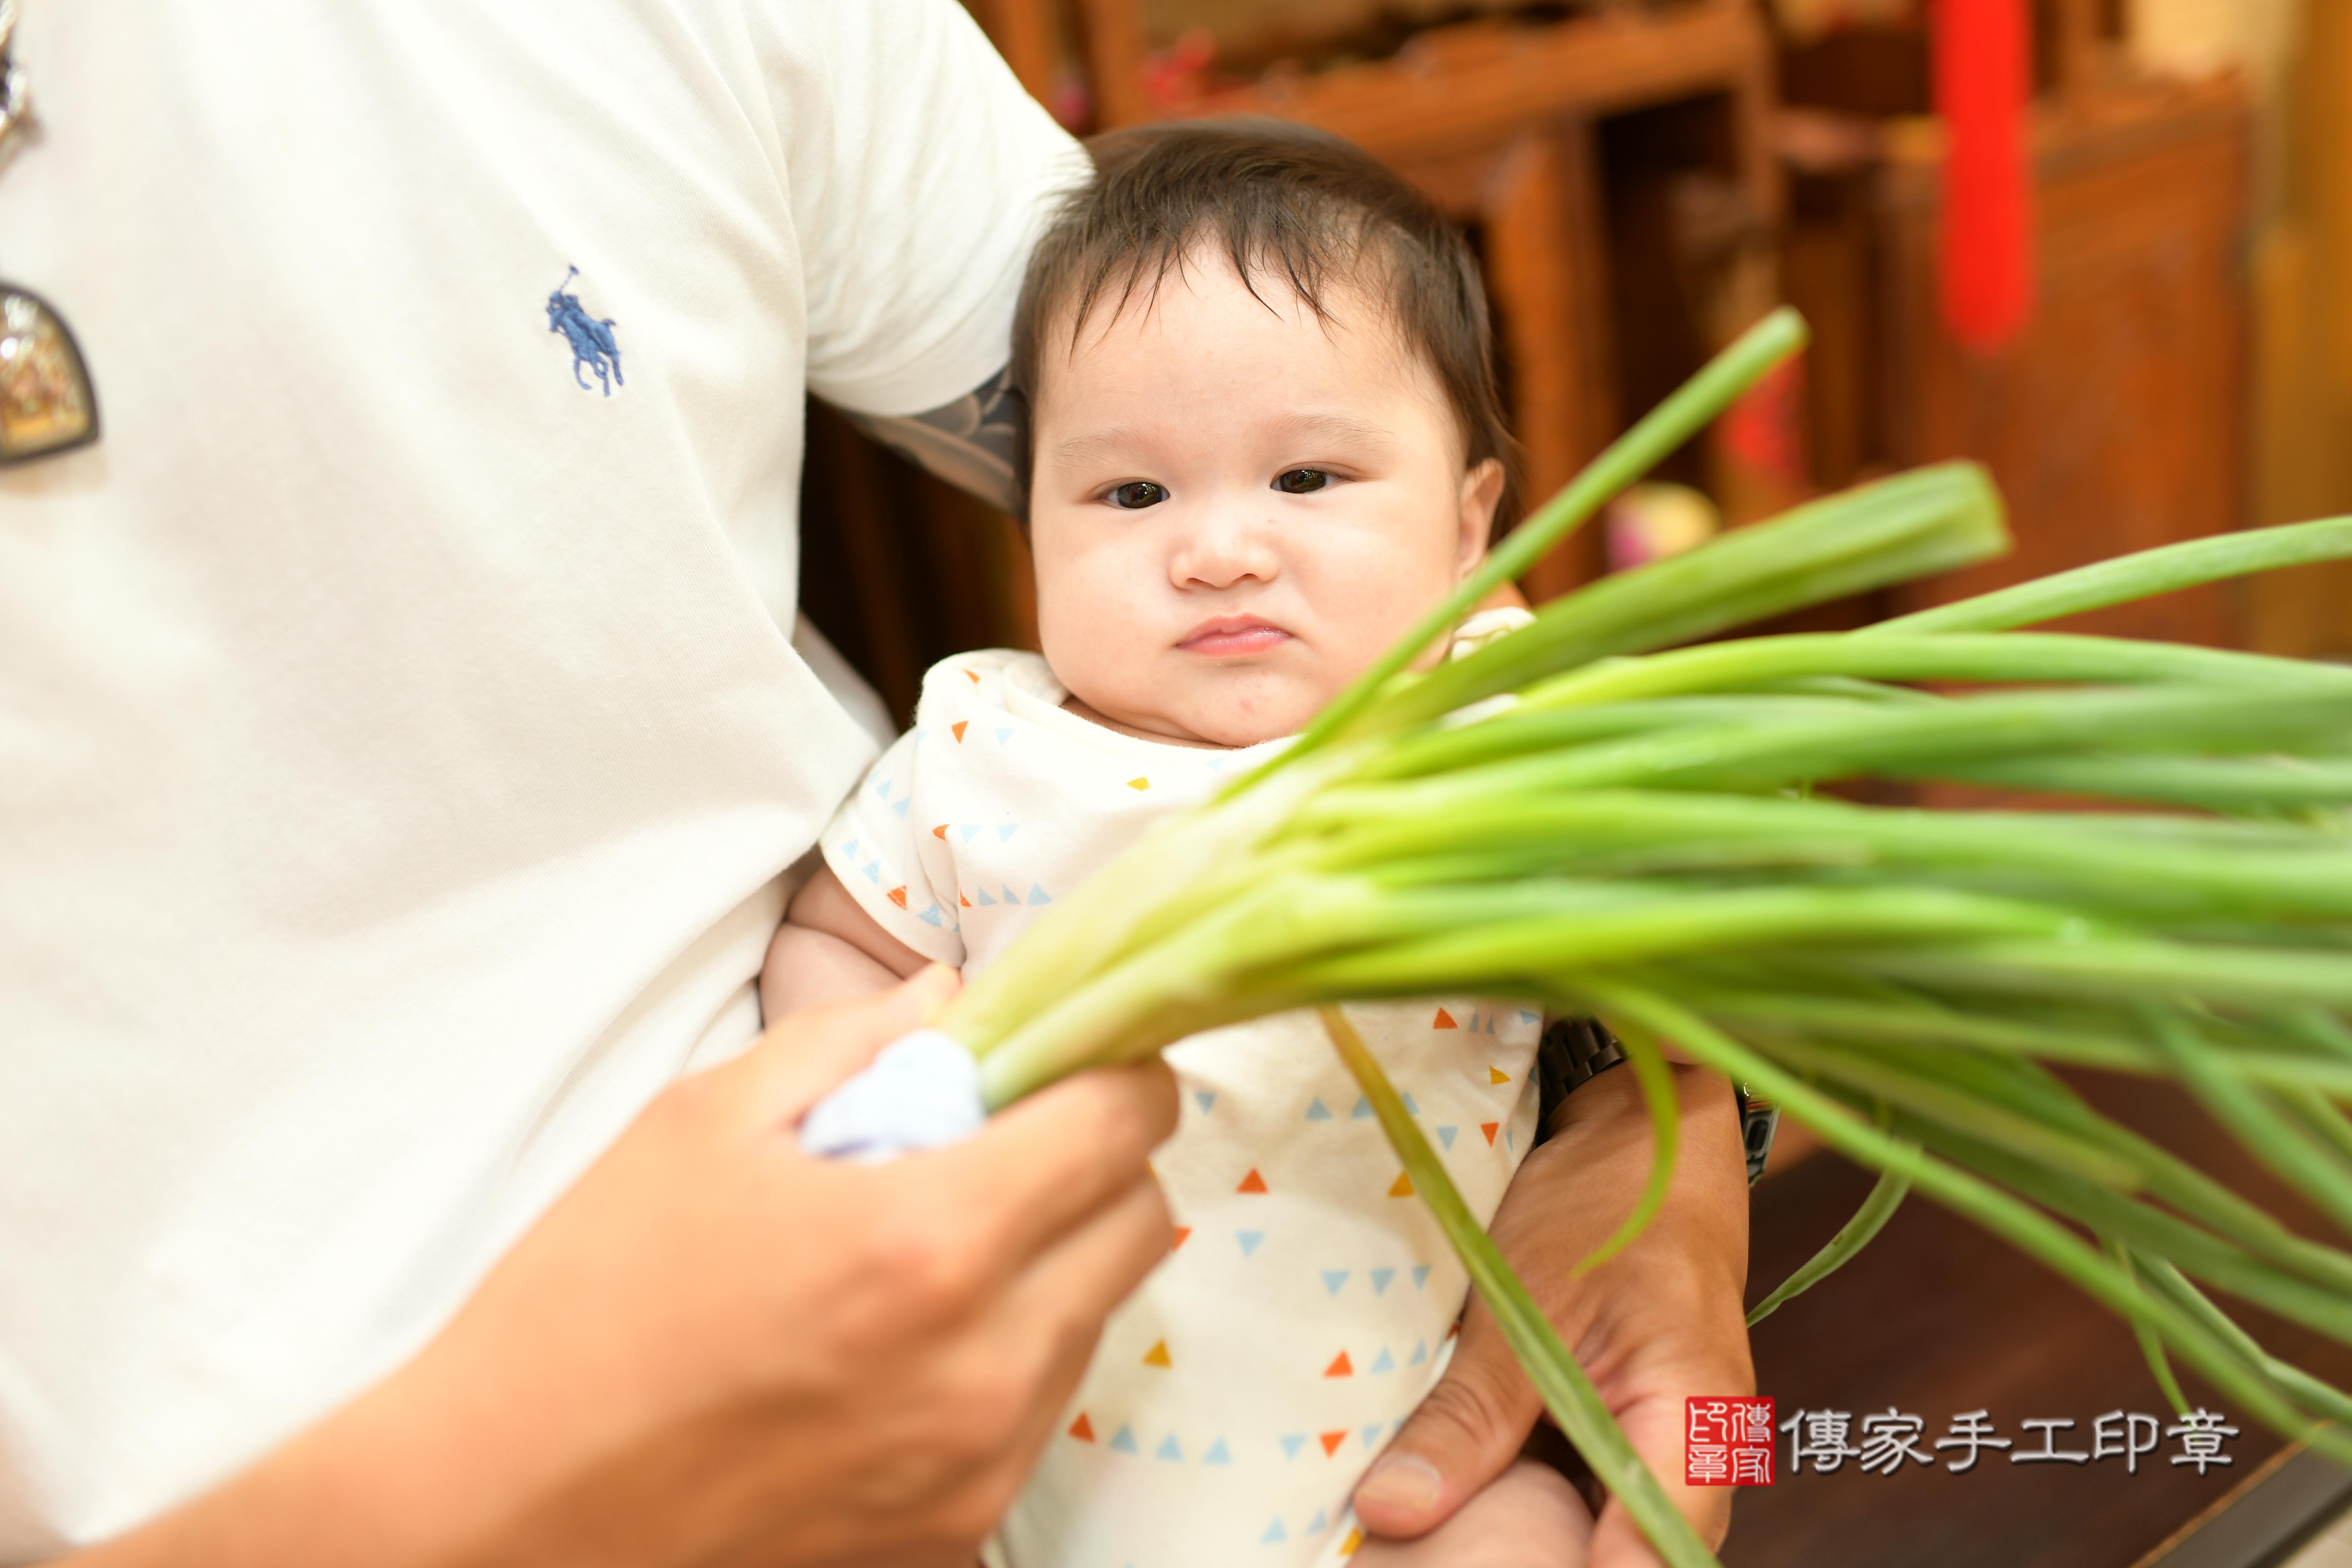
68,969,1178,1568
1353,1061,1753,1568
838,364,1024,515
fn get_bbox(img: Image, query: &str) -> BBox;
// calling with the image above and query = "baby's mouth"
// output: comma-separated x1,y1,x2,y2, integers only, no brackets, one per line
1178,615,1292,658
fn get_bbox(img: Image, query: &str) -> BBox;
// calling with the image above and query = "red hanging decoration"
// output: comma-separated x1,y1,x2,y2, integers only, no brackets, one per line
1933,0,2034,351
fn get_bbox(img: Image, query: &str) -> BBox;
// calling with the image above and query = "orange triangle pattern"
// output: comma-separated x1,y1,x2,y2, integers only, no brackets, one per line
951,720,969,741
963,669,980,683
1432,1007,1457,1029
1324,1350,1353,1377
1480,1122,1500,1146
1127,777,1151,791
1388,1171,1415,1198
1143,1339,1172,1367
1236,1168,1268,1194
959,895,972,908
931,823,949,840
1069,1412,1095,1442
1489,1065,1511,1084
1341,1528,1365,1557
1319,1430,1348,1456
1170,1226,1192,1251
886,886,909,909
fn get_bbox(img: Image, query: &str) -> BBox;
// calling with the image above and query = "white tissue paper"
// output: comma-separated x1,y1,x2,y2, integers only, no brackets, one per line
799,1028,988,1163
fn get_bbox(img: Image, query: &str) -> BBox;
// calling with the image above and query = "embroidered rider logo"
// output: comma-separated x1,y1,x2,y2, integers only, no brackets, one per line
546,266,623,396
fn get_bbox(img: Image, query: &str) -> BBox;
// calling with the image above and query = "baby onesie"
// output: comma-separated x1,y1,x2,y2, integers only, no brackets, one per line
821,649,1543,1568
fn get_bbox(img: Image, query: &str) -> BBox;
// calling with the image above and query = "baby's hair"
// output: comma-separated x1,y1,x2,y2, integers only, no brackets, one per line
1010,117,1518,530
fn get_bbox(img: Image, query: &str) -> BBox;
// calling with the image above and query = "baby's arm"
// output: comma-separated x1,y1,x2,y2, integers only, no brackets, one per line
761,866,940,1021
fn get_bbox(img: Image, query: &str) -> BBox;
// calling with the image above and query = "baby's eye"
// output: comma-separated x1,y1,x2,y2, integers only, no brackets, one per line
1108,481,1168,509
1273,468,1331,494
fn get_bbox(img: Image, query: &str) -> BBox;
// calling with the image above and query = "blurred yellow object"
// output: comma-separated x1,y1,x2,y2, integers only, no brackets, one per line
1603,482,1723,574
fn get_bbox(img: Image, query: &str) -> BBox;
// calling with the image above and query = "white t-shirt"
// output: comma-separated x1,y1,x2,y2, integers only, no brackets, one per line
0,1,1083,1554
822,652,1543,1568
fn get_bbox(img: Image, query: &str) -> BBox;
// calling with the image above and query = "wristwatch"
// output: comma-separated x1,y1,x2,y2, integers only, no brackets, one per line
1534,1016,1779,1185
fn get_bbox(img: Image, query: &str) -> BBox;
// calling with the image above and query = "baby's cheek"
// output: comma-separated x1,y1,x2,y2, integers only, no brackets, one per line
1324,558,1461,674
1037,568,1151,708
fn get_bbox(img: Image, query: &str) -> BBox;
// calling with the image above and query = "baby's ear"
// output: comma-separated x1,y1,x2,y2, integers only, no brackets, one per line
1456,458,1507,574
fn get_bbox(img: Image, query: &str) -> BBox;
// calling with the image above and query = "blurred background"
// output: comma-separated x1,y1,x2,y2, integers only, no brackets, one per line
799,4,2352,1562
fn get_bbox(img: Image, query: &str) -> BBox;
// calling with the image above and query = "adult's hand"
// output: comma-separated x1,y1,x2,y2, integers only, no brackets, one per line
79,967,1179,1568
1353,1062,1752,1567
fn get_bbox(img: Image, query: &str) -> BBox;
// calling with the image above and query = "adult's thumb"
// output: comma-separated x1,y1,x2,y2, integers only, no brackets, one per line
721,963,962,1130
1353,1310,1541,1539
1588,1390,1732,1568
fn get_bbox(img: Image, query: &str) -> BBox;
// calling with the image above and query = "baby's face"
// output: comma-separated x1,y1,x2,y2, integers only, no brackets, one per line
1027,253,1503,749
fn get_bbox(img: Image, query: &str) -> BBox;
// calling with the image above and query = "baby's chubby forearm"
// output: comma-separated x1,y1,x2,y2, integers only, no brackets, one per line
762,866,943,1023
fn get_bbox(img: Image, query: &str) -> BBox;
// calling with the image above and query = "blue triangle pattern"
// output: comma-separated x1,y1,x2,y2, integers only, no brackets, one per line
1437,1125,1458,1149
1109,1425,1139,1454
1028,883,1052,905
891,797,910,818
1155,1434,1183,1462
1321,1269,1350,1296
1409,1339,1427,1366
975,887,997,905
1262,1519,1288,1544
999,824,1018,841
1519,1009,1540,1024
1350,1096,1373,1119
1370,1267,1395,1295
1305,1097,1332,1121
1001,885,1020,905
1412,1264,1432,1290
842,838,860,860
1279,1434,1307,1459
1370,1347,1395,1374
1402,1092,1421,1115
1506,1130,1517,1153
874,779,891,800
1195,1090,1217,1113
1204,1437,1232,1464
1237,1230,1265,1257
918,904,943,927
862,861,882,884
960,824,981,842
996,727,1015,744
1307,1509,1328,1534
1363,1423,1384,1447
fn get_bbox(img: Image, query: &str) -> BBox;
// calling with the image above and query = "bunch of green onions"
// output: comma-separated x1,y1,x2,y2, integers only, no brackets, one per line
932,309,2352,1567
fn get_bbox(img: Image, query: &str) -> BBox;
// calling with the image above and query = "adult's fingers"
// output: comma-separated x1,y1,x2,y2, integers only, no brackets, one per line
1000,1173,1175,1348
915,1058,1180,1275
982,1176,1178,1458
1351,1299,1540,1538
718,964,962,1127
1587,1389,1733,1568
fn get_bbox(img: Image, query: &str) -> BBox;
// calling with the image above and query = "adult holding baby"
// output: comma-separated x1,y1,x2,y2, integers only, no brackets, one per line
0,3,1746,1567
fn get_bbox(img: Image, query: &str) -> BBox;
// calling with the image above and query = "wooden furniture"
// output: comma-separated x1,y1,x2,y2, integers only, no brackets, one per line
1778,5,2253,646
1878,77,2252,646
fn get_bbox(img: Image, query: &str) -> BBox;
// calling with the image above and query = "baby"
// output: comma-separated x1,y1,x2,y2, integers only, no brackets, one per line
765,120,1592,1568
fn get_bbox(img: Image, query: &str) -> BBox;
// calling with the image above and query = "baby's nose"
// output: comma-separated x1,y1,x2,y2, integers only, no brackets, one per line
1173,509,1281,589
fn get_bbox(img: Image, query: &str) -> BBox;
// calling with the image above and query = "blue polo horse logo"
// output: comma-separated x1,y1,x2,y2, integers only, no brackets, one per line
547,266,623,396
